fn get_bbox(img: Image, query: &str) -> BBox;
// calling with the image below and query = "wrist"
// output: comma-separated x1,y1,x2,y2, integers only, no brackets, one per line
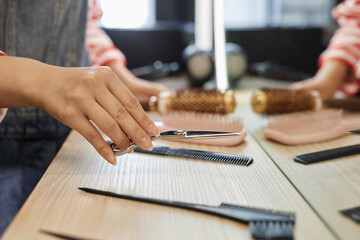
0,56,46,107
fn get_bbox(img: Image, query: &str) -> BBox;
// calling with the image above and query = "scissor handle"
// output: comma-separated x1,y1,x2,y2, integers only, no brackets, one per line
111,136,159,156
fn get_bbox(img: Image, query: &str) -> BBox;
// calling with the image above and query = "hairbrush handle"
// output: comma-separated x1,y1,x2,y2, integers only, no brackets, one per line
149,89,236,114
139,99,150,111
324,98,360,111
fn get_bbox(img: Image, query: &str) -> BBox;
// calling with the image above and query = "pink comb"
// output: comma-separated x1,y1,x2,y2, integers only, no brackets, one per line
155,111,246,146
265,109,360,145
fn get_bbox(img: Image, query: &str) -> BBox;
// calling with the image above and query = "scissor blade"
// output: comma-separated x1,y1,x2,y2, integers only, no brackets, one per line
184,130,241,138
158,130,241,140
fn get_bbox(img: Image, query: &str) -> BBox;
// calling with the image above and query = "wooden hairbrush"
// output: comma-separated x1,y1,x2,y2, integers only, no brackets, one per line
251,88,360,114
265,109,360,145
144,89,236,114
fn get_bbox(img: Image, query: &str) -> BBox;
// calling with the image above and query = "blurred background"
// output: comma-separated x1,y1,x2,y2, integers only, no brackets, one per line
99,0,341,83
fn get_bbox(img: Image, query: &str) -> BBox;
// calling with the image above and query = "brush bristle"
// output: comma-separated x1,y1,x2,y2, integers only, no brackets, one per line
251,88,318,114
163,111,243,132
170,89,229,113
267,109,342,135
152,89,236,114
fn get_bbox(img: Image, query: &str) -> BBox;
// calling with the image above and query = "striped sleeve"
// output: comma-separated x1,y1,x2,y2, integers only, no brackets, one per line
319,0,360,95
86,0,126,66
0,50,8,123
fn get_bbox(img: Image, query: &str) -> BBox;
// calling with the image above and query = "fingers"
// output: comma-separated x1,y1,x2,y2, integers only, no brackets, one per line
83,101,132,151
289,82,303,90
105,73,159,137
72,114,117,165
94,89,154,151
131,79,172,100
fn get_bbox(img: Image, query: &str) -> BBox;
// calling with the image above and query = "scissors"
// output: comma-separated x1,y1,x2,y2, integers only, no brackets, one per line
110,130,241,156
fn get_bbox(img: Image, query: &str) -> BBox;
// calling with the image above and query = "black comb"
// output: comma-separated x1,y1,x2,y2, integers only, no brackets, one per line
220,203,294,240
294,144,360,164
40,229,101,240
349,130,360,134
249,220,294,239
79,187,295,239
134,146,253,166
340,206,360,224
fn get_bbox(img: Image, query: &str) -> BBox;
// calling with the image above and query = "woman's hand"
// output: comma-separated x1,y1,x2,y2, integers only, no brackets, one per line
107,61,171,100
290,60,350,99
0,56,159,165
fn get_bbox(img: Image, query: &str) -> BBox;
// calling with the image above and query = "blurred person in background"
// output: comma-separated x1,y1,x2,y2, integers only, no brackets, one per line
291,0,360,98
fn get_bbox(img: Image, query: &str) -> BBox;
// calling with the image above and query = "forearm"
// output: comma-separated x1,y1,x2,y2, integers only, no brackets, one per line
316,60,349,87
0,56,56,108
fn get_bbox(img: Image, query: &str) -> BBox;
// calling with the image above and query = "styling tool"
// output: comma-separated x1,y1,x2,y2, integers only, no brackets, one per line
79,187,295,240
156,111,246,146
134,146,253,166
294,144,360,164
264,109,360,145
40,229,100,240
110,130,241,156
251,88,360,114
148,89,236,114
349,130,360,134
340,206,360,224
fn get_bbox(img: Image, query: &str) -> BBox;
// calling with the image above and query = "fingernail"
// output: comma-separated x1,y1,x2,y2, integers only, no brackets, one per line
141,136,153,150
107,153,117,165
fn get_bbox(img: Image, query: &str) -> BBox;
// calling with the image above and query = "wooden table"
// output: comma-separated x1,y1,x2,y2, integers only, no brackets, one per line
2,89,359,240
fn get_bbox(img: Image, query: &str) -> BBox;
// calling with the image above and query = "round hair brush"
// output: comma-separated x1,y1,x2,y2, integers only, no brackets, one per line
251,88,360,114
148,89,236,114
155,111,246,146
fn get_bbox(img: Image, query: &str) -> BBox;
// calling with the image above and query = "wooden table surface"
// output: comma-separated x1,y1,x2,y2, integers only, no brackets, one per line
2,89,359,240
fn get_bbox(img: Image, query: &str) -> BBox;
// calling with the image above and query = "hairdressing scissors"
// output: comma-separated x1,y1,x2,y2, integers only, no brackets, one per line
110,130,241,156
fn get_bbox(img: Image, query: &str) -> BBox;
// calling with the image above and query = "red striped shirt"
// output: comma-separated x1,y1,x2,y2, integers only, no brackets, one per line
86,0,126,66
320,0,360,95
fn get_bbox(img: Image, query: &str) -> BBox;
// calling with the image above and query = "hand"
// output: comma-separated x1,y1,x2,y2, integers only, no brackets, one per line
0,57,159,165
108,61,171,100
290,60,349,99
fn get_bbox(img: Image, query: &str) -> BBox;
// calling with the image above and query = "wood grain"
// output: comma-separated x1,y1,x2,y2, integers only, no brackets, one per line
2,117,334,239
237,90,360,240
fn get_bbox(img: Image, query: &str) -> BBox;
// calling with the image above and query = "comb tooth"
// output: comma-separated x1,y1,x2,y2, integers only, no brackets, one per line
136,147,252,166
219,203,295,219
249,220,294,240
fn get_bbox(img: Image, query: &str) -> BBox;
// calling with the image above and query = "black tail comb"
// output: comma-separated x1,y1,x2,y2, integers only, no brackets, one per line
249,220,294,240
134,146,253,166
219,203,294,220
79,187,295,239
294,144,360,164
